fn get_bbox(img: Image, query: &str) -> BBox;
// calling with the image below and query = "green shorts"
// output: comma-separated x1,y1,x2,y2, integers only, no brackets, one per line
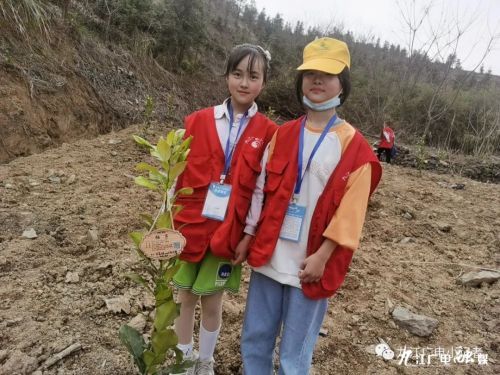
173,251,241,295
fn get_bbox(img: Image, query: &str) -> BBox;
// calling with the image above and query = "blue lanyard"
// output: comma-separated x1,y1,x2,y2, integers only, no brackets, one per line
294,114,338,198
221,103,247,183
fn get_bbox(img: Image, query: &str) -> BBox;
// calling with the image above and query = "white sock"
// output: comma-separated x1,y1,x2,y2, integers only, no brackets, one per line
177,342,193,358
198,324,220,361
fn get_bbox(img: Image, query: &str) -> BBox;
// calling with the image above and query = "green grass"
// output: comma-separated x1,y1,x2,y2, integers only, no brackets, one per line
0,0,53,39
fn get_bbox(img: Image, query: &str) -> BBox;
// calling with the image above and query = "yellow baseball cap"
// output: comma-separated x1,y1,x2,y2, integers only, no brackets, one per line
297,37,351,74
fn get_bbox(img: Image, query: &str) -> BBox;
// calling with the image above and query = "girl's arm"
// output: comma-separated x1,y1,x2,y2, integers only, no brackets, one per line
232,143,272,265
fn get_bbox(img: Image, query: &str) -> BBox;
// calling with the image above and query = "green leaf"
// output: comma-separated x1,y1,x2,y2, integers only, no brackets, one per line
157,138,172,162
154,282,172,303
136,162,159,175
129,231,144,248
176,187,193,196
172,204,184,217
154,300,178,332
162,264,180,283
149,173,168,189
135,176,158,191
119,325,146,373
124,272,150,289
173,346,184,364
150,147,161,159
139,214,154,229
155,212,172,229
179,136,192,151
166,130,175,146
168,161,187,181
181,149,190,161
133,135,153,149
175,128,186,140
143,350,156,369
151,329,178,357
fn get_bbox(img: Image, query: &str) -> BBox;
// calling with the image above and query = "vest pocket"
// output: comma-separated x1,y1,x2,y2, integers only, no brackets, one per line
182,155,213,188
264,158,289,192
238,152,262,194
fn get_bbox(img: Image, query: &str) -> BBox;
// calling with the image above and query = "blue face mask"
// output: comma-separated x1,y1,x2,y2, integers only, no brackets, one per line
303,93,341,111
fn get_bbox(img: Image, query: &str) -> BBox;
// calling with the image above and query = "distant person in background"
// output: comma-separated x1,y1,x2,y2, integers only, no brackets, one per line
377,121,395,163
171,44,277,375
235,37,382,374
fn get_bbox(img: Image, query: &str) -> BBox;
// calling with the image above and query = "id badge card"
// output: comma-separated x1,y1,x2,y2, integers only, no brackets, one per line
201,183,232,221
279,203,306,242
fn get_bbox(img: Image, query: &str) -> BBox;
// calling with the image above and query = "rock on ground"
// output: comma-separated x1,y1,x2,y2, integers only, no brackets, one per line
391,306,439,337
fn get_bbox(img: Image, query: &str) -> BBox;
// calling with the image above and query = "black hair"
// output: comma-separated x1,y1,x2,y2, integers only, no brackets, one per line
295,67,351,108
224,44,271,83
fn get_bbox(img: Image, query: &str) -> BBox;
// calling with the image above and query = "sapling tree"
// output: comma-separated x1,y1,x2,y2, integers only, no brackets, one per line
119,128,193,375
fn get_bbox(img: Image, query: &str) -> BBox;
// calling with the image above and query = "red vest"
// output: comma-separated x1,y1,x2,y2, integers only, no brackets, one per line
174,107,277,262
379,126,395,149
247,117,382,299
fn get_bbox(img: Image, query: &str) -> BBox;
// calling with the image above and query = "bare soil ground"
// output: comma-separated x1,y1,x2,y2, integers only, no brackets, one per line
0,124,499,375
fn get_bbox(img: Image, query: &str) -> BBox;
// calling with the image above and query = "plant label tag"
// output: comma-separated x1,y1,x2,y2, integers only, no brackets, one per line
279,203,306,242
201,183,232,221
140,228,186,260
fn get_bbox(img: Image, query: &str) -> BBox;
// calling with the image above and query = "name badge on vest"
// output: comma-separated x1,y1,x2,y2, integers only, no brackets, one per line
201,182,232,221
279,203,306,242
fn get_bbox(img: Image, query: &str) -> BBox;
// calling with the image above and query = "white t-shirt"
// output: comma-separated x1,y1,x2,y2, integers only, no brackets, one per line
246,119,345,288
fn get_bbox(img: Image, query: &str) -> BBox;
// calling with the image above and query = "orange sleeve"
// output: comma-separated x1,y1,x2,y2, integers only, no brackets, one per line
267,130,278,161
322,163,372,251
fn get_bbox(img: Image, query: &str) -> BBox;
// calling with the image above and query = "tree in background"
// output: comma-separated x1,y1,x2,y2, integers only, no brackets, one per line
394,0,499,153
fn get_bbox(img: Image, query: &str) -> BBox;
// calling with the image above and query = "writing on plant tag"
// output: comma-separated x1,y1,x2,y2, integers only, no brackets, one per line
141,229,186,260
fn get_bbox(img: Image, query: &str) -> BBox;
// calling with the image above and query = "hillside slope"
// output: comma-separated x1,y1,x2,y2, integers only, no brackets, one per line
0,19,227,164
0,124,498,374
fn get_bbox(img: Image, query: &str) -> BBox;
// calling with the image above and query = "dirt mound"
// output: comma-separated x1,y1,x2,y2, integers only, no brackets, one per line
0,125,499,374
392,145,500,184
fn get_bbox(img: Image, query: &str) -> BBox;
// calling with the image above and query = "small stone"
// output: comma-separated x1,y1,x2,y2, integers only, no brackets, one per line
319,327,328,337
5,183,14,189
87,229,99,244
108,139,122,145
96,262,112,270
111,151,118,156
402,212,413,220
48,176,61,184
385,298,395,314
400,237,413,244
22,228,37,239
458,270,500,287
127,314,147,332
451,183,465,190
65,272,80,284
6,318,22,327
67,174,76,185
392,306,438,337
437,223,452,232
105,296,131,314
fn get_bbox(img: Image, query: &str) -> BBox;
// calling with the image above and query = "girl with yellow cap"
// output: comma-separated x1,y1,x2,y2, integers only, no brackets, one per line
235,37,382,374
